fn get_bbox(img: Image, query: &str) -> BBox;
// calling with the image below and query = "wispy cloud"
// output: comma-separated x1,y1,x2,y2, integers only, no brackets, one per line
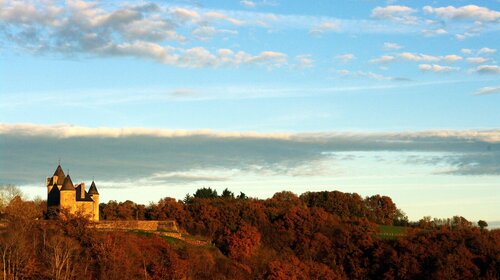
6,76,479,109
335,53,355,62
474,86,500,96
294,54,314,68
475,65,500,74
336,69,409,81
399,52,441,62
370,55,396,64
240,0,256,8
478,47,497,55
421,28,447,36
370,52,465,64
309,20,340,35
419,64,459,73
170,88,197,97
383,42,403,50
466,57,489,64
461,48,473,54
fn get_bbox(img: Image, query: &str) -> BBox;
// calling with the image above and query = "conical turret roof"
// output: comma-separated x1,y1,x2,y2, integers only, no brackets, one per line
88,181,99,195
60,174,75,191
53,165,66,185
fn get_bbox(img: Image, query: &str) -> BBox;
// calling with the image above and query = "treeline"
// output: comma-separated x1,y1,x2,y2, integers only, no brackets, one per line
0,186,498,279
101,188,407,226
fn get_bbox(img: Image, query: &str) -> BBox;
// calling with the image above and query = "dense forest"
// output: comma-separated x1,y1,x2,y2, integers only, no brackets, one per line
0,186,498,279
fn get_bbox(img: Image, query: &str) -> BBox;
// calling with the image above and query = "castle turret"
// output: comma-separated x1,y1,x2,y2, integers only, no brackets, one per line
47,164,66,193
60,174,76,214
88,180,99,221
53,164,66,185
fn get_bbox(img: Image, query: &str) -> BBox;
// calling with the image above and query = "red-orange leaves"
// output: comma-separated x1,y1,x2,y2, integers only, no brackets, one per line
215,222,261,261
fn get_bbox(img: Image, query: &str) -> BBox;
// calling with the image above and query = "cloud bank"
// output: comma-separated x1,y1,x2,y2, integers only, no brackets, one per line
1,124,499,188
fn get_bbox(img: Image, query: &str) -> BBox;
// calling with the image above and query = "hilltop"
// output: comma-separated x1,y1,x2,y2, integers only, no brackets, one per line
0,186,498,279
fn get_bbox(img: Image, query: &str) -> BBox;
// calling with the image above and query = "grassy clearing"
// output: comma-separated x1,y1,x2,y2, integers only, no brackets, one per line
160,235,184,244
378,225,407,239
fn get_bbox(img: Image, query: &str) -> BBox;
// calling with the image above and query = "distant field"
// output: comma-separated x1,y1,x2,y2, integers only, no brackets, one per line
378,225,407,239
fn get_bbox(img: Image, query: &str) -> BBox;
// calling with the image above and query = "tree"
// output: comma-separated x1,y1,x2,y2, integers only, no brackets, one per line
237,192,248,200
0,185,23,214
221,188,234,199
0,196,43,279
451,216,472,229
193,188,218,199
215,222,261,261
393,209,409,226
365,195,398,225
45,235,79,280
477,220,488,231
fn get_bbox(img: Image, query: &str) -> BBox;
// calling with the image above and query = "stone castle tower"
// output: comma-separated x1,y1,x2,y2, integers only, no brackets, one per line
46,164,99,221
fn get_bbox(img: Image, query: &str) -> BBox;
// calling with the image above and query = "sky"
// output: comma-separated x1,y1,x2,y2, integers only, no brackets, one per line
0,0,499,224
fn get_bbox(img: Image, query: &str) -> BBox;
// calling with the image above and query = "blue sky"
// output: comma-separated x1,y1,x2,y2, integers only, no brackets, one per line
0,0,499,223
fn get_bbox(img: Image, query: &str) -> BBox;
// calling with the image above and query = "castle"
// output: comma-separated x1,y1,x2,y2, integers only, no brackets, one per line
46,164,99,221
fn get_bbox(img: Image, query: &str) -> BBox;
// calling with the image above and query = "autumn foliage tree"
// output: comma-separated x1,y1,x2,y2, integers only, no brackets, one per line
0,187,498,279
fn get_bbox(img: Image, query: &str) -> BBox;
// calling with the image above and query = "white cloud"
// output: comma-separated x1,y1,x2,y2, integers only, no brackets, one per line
383,42,402,50
421,28,447,36
371,5,418,24
150,169,232,183
478,47,497,55
371,5,414,18
419,64,459,72
336,53,355,62
294,55,314,68
396,52,464,63
179,47,219,67
466,57,489,64
399,52,441,62
455,33,473,40
454,20,485,41
309,20,340,35
191,26,237,40
3,123,499,143
239,0,278,8
122,18,186,42
358,71,393,81
245,51,288,67
442,55,463,62
476,65,500,74
240,0,256,8
204,11,244,26
370,55,396,64
170,88,197,97
0,0,63,25
423,5,500,22
170,7,200,21
106,41,179,64
100,41,287,69
337,69,351,75
0,123,295,140
338,70,409,81
474,86,500,96
461,48,473,54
